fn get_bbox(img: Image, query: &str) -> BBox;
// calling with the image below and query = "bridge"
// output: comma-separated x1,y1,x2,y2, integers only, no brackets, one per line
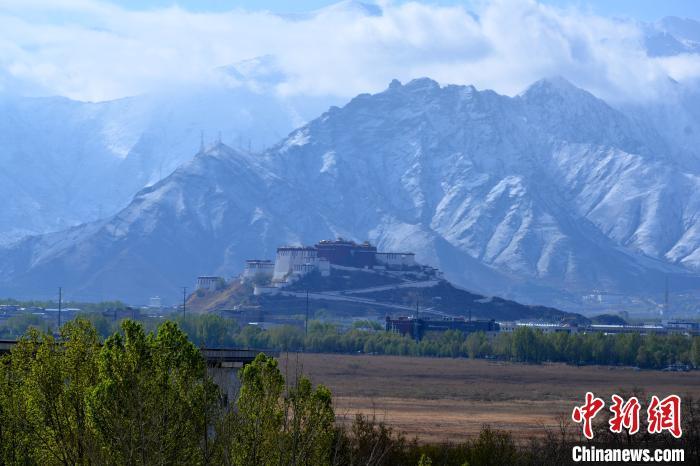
0,340,276,366
1,339,278,403
0,340,13,354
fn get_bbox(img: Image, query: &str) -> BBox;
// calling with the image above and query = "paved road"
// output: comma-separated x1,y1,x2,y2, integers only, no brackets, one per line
275,279,447,314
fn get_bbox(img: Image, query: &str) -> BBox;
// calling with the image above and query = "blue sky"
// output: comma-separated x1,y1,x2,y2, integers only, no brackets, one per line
108,0,700,21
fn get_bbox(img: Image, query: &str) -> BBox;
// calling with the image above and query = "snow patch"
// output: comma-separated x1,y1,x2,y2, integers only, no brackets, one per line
320,151,336,174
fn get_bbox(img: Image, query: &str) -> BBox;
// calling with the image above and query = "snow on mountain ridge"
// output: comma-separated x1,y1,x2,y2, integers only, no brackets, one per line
0,67,341,240
268,77,700,291
2,77,700,309
645,17,700,56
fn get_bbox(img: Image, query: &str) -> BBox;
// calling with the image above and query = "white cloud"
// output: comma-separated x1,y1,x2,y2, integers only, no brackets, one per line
0,0,698,102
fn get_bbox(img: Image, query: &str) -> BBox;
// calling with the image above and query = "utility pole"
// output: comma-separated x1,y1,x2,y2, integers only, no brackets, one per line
58,287,62,329
182,287,187,319
414,294,421,342
305,289,309,336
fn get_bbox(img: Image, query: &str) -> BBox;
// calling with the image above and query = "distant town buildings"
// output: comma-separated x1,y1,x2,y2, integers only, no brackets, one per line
386,316,499,340
497,321,700,336
383,316,700,340
148,296,162,308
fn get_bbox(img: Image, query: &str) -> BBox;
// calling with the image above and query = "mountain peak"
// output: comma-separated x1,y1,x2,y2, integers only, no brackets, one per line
216,55,287,89
283,1,382,21
195,142,248,163
521,76,582,97
387,78,402,90
657,16,700,42
519,77,609,110
382,77,440,94
318,1,382,17
403,77,440,92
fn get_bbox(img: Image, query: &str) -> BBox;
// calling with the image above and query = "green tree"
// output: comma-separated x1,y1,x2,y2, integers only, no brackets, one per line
692,336,700,368
464,332,488,359
75,311,116,339
268,325,305,351
225,353,286,465
87,320,219,465
223,353,335,465
467,427,517,466
282,376,335,465
0,319,101,465
175,313,239,348
511,327,540,363
0,312,49,339
0,331,37,464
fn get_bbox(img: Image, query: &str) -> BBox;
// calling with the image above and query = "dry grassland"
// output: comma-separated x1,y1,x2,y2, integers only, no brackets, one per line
280,353,700,443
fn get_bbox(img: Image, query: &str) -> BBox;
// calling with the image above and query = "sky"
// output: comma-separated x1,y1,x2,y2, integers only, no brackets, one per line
1,0,699,102
104,0,700,21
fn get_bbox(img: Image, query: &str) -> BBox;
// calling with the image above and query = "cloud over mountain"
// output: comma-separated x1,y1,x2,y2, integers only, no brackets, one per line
1,0,698,102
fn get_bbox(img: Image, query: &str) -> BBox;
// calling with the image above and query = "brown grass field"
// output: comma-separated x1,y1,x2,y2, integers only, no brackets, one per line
280,353,700,443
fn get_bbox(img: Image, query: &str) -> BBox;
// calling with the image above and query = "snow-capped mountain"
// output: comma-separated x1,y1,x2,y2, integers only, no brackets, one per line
643,17,700,57
0,58,339,243
2,77,700,308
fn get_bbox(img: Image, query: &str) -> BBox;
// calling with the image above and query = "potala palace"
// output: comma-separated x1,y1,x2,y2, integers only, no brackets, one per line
242,238,416,287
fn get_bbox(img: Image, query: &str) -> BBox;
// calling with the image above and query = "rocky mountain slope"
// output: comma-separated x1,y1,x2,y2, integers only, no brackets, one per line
3,77,700,309
188,267,582,323
0,57,337,243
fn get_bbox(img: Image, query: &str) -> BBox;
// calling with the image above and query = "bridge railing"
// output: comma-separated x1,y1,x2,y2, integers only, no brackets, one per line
0,340,15,354
0,340,278,366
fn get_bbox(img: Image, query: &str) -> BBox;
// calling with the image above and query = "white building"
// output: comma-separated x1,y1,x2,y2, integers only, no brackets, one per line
498,322,578,334
251,240,415,286
148,296,162,308
376,252,415,268
242,260,274,281
196,276,223,291
272,247,318,281
291,258,330,277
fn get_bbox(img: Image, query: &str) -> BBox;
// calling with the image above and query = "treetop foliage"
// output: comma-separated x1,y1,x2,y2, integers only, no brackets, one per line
1,318,698,465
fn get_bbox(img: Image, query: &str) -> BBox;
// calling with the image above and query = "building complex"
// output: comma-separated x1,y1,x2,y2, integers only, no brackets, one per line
242,238,416,286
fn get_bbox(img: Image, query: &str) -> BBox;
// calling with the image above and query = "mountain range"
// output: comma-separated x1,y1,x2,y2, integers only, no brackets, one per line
0,56,337,243
1,10,699,241
3,75,700,310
